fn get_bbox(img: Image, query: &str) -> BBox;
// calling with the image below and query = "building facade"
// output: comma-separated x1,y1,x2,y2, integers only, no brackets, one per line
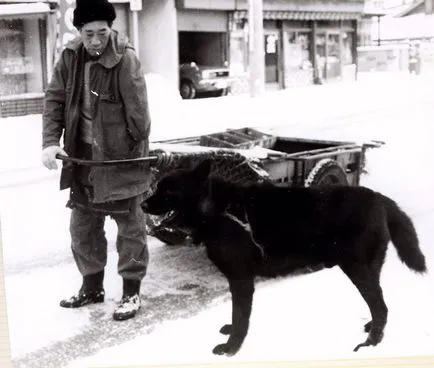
357,0,434,73
175,0,365,92
2,0,378,117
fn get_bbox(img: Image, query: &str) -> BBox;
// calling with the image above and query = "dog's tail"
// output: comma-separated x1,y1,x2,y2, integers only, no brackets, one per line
382,195,427,273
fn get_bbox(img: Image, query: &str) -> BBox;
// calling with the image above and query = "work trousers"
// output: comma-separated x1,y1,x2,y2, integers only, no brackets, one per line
70,197,149,281
69,140,149,281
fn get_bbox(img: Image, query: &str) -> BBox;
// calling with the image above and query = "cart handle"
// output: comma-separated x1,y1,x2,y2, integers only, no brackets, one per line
55,154,160,166
363,140,385,149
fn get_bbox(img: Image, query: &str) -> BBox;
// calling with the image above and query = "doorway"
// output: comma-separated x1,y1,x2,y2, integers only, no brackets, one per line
326,32,341,80
315,30,342,81
264,32,279,85
178,31,228,66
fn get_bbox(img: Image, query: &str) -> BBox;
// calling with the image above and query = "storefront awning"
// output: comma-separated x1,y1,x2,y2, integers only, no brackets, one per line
234,10,362,21
0,2,51,19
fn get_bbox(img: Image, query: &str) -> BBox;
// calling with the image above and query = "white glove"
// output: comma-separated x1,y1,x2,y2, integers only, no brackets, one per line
41,146,68,170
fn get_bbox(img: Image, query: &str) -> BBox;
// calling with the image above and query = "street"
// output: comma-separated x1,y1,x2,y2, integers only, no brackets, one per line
1,72,434,367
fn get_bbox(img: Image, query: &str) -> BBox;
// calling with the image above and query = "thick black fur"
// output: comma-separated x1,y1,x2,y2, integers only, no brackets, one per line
142,159,427,356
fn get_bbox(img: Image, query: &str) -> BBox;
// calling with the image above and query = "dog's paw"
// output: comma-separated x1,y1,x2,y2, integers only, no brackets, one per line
353,331,383,352
212,343,238,356
219,324,232,335
353,339,373,352
213,343,229,355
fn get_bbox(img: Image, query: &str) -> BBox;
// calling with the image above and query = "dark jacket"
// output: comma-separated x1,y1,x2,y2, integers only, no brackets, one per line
42,31,152,203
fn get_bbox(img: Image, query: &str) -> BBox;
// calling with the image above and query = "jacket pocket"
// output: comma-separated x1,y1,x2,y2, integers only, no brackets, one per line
100,95,136,159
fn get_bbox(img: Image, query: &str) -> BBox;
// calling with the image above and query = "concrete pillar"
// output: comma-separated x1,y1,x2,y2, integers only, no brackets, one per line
137,0,179,90
426,0,434,14
131,9,140,55
248,0,265,97
339,20,344,79
311,20,318,81
352,19,358,80
377,16,381,46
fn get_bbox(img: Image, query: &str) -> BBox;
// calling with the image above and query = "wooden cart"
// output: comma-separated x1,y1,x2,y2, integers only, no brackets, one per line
146,127,384,245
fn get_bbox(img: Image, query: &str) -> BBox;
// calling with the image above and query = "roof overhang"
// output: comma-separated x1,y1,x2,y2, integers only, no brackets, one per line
362,3,388,18
0,2,51,19
234,10,362,21
395,0,425,17
177,0,364,13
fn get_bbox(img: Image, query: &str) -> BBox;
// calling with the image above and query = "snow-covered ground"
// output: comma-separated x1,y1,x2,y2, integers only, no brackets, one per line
1,72,434,367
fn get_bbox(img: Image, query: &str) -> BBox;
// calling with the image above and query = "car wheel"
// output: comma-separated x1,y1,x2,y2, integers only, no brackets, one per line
180,80,196,99
219,87,229,96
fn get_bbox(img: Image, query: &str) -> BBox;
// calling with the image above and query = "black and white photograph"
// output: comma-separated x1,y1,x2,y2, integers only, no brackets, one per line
0,0,434,367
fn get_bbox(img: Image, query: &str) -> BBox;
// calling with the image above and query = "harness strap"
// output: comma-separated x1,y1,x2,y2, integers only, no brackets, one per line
223,210,265,258
223,211,251,231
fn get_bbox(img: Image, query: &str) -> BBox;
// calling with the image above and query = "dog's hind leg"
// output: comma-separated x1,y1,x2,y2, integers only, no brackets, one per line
340,262,388,352
213,278,254,356
362,243,388,335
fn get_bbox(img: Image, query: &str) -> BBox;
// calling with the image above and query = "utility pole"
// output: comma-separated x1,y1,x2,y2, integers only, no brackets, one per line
248,0,265,97
130,0,142,55
426,0,433,14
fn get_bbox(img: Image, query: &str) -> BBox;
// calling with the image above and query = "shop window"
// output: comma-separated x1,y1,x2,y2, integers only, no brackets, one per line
0,18,45,97
327,33,340,65
315,33,326,73
327,33,341,78
342,32,354,65
287,31,312,70
1,19,25,96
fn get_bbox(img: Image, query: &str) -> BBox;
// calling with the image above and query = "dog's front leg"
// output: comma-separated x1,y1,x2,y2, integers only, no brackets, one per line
213,278,254,356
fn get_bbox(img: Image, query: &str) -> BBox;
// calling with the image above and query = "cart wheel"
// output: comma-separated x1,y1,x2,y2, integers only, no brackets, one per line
304,158,348,188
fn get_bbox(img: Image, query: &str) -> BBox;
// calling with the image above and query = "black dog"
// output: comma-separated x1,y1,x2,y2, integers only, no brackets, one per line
142,159,427,356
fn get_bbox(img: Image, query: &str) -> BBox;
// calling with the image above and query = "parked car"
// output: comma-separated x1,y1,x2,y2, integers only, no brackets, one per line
179,62,232,99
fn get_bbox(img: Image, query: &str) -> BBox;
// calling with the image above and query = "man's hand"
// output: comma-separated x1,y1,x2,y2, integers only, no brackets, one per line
41,146,68,170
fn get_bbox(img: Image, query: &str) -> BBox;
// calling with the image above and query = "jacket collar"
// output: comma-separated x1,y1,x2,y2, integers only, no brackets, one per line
65,30,132,69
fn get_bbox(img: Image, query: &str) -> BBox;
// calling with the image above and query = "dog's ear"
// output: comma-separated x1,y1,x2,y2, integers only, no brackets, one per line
193,159,212,181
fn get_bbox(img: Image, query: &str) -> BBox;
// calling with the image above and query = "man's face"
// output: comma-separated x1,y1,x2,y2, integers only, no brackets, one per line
80,20,111,58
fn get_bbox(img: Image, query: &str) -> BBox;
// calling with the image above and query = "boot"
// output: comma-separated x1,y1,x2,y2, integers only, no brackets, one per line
60,270,105,308
113,279,141,321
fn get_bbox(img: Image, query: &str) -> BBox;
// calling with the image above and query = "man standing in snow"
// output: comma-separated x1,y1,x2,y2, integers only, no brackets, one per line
41,0,151,321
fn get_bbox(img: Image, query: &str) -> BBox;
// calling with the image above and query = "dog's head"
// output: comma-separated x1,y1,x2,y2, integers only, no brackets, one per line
141,158,213,217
